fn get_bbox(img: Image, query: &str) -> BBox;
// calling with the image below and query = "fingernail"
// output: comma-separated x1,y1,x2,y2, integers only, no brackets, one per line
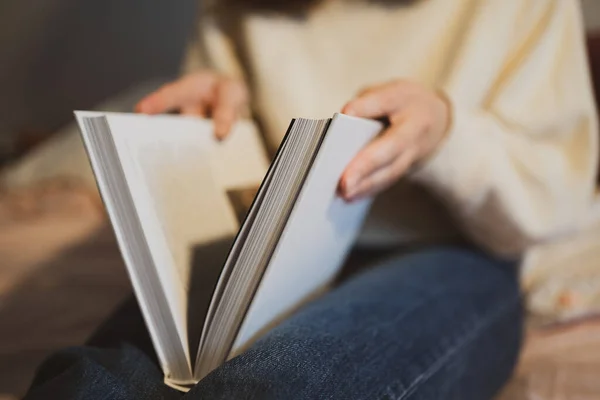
343,188,360,203
342,184,358,201
344,174,358,191
215,128,227,141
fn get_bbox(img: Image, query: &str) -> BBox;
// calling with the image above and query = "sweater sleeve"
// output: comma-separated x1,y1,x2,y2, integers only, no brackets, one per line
180,5,246,80
411,0,599,257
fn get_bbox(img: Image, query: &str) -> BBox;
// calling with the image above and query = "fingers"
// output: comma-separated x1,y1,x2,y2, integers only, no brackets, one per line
135,73,248,140
212,79,248,140
340,130,400,194
342,81,411,118
338,81,451,201
135,72,217,114
343,147,417,201
181,104,208,117
340,115,419,187
339,116,422,200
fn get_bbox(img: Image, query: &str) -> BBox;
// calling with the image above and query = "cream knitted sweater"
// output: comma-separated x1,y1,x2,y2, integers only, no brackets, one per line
184,0,599,256
2,0,599,320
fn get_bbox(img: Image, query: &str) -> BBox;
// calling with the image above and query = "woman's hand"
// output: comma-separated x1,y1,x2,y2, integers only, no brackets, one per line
135,71,249,140
339,80,451,201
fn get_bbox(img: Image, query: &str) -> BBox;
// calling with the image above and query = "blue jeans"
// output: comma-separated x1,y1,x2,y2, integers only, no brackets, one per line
25,246,523,399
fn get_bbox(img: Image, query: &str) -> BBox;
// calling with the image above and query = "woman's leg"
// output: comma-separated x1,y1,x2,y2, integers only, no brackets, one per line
25,246,522,400
191,246,522,400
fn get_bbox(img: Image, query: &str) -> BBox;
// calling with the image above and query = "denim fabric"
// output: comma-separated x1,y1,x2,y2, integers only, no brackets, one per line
25,246,523,400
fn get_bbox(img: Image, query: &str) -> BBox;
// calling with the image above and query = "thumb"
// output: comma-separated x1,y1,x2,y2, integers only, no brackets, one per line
136,73,218,114
212,79,248,140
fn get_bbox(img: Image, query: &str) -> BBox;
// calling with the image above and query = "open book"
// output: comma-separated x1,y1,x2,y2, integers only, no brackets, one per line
76,112,382,389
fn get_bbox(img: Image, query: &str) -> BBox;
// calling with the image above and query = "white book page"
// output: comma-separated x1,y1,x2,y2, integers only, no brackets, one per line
231,114,382,351
84,112,268,364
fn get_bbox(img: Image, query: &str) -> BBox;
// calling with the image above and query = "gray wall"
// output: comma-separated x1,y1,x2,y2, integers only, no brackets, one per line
0,0,197,139
584,0,600,31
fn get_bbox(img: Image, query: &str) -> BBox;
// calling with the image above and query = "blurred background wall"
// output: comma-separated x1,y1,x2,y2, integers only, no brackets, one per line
584,0,600,30
0,0,197,157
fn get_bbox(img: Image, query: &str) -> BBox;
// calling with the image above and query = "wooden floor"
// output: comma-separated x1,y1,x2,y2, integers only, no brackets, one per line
498,318,600,399
0,187,130,398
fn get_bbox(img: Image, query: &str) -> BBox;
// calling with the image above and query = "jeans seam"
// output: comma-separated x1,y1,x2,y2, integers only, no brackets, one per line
304,283,454,399
374,293,520,400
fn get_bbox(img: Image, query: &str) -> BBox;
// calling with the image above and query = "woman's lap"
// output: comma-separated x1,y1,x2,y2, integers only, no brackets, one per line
24,246,523,400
